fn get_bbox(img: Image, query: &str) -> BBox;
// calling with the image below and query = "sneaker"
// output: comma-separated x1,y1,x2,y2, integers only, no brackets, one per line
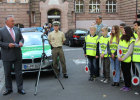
115,82,120,86
63,74,68,78
103,79,109,84
134,92,139,95
89,76,94,81
120,86,126,91
111,82,116,86
93,75,96,78
122,87,131,92
100,78,105,82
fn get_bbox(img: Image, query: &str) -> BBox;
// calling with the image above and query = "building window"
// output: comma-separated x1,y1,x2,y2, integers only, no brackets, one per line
106,0,117,13
89,0,100,13
31,11,36,24
7,0,15,3
75,0,84,13
20,0,29,3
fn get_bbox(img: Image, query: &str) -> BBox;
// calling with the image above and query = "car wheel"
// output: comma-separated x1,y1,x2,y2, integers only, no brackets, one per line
68,40,73,47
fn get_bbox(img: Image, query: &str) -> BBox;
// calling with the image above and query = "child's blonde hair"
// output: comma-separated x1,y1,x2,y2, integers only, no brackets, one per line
102,26,108,33
90,26,97,31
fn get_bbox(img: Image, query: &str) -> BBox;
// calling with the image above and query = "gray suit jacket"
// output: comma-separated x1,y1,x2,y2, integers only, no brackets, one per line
0,26,24,61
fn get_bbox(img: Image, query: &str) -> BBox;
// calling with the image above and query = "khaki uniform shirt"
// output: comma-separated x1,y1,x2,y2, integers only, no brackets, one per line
48,30,66,47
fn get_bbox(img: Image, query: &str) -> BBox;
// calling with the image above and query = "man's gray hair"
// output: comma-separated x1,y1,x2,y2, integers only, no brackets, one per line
5,15,14,22
97,15,102,20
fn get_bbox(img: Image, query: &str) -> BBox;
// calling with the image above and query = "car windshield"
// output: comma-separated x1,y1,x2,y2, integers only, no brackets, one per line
23,33,49,46
20,27,43,33
75,30,88,34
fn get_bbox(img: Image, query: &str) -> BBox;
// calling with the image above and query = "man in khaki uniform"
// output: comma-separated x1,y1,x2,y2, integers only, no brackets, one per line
48,21,68,78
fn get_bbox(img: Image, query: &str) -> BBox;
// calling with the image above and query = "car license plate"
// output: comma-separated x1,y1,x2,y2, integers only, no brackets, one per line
81,36,85,38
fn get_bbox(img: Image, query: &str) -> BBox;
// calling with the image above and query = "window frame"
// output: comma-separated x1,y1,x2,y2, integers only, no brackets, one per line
75,0,84,13
89,0,100,13
106,0,117,13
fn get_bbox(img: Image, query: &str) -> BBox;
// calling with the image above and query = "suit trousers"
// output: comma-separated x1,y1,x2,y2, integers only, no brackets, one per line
52,47,67,74
3,60,23,91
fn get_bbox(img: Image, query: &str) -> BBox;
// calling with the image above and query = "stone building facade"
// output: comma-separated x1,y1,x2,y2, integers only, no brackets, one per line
0,0,140,33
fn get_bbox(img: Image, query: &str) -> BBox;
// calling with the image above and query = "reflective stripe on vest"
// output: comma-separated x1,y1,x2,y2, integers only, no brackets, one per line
118,37,135,63
133,40,140,62
109,36,118,54
85,35,99,56
99,36,109,57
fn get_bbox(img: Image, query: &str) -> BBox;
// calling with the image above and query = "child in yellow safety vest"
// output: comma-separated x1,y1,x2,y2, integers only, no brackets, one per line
83,26,100,81
108,25,120,86
132,26,140,95
99,27,110,83
118,26,135,92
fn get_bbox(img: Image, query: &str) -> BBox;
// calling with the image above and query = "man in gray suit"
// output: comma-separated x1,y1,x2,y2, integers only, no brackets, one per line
0,16,25,95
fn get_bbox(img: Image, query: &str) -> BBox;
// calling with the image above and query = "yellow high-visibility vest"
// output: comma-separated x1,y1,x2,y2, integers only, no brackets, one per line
85,35,99,56
99,36,109,57
109,36,118,54
132,40,140,62
118,37,135,63
133,32,138,39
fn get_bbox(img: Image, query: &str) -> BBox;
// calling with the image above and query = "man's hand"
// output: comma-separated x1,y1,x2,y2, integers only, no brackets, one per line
9,43,15,48
19,42,23,47
118,57,123,61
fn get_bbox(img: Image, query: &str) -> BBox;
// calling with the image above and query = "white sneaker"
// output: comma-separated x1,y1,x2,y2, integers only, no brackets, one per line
134,92,139,95
100,78,105,82
103,79,109,84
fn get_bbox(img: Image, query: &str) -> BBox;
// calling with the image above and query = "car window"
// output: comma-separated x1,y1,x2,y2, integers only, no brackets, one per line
23,34,49,46
74,30,88,34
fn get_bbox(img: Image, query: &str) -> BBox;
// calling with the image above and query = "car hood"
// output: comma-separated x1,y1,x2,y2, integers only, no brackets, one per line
21,45,51,59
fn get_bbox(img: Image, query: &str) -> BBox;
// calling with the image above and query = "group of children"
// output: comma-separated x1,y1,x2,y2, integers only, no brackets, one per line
84,21,140,93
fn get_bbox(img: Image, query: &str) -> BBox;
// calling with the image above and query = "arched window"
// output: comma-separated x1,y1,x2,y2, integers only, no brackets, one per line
106,0,117,13
89,0,100,13
75,0,84,13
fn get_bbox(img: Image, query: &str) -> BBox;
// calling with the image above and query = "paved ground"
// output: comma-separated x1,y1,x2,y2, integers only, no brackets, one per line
0,46,140,100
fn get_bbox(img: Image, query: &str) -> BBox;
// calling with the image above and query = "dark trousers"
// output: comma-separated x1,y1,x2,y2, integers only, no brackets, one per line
87,57,97,76
96,58,100,77
52,47,67,74
121,62,131,87
3,60,23,91
103,57,110,79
